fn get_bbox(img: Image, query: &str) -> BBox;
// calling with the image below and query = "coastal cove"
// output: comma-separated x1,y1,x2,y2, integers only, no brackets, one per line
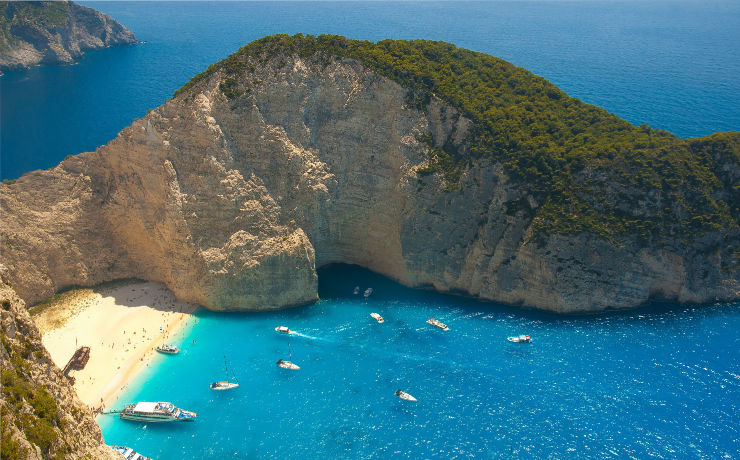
95,265,739,458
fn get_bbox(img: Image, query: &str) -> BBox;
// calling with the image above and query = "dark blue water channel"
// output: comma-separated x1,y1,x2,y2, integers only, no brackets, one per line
98,265,740,459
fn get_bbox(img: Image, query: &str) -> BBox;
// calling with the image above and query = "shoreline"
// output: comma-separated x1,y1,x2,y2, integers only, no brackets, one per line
33,281,199,410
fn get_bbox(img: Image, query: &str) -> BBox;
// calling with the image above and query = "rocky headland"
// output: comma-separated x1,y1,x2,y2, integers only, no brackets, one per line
1,34,738,314
0,1,137,74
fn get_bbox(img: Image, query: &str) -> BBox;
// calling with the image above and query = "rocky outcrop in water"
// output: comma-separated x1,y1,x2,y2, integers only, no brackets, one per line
0,1,137,73
0,276,118,460
0,36,738,313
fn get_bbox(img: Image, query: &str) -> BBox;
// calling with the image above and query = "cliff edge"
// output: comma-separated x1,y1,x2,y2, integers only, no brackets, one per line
1,35,738,313
0,0,137,73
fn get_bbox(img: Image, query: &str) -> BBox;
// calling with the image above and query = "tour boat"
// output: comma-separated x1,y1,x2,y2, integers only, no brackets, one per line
210,356,239,390
507,335,532,343
111,445,152,460
275,326,292,334
427,317,449,331
395,389,417,402
370,312,384,323
155,344,179,354
119,401,197,422
364,287,374,298
276,359,300,370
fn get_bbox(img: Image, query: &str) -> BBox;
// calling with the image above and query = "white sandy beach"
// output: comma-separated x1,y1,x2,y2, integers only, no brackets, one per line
33,281,198,409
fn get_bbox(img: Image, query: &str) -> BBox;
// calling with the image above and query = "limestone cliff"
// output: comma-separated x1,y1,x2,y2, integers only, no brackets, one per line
0,35,738,313
0,276,118,460
0,1,137,73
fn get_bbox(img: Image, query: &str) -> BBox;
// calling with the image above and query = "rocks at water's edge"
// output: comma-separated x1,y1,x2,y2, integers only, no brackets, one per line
0,35,738,313
0,1,137,74
0,275,119,459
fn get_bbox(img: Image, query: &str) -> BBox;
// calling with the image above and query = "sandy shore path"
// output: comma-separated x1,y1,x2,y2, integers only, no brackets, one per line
32,281,199,409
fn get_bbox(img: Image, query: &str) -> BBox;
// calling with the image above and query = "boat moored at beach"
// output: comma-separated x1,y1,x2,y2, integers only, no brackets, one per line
395,389,417,401
507,335,532,343
370,312,384,323
427,317,449,331
119,401,197,422
155,344,179,354
111,444,152,460
277,359,300,370
275,326,292,334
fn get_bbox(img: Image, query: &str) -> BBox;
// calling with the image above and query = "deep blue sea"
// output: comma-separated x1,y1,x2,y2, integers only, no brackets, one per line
2,1,740,180
2,1,739,457
97,265,740,459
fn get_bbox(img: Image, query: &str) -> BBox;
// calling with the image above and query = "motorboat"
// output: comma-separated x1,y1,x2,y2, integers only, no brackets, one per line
276,359,300,370
210,356,239,390
427,317,449,331
364,288,373,298
111,445,152,460
353,286,360,295
119,401,197,422
275,326,292,334
370,312,384,324
395,389,417,402
155,344,179,354
507,335,532,343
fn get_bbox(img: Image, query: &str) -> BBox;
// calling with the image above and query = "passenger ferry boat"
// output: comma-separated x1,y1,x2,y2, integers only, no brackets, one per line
119,402,197,422
155,344,179,354
111,445,152,460
427,317,449,331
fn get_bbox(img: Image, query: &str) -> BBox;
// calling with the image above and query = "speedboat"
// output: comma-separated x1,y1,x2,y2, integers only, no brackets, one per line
364,288,373,298
395,389,417,401
155,344,179,354
426,317,449,331
370,312,384,323
507,335,532,343
111,445,152,460
276,359,300,370
275,326,292,334
119,401,197,422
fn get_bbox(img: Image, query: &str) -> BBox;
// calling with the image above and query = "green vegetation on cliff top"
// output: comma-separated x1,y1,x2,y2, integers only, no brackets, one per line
0,1,70,51
176,34,739,244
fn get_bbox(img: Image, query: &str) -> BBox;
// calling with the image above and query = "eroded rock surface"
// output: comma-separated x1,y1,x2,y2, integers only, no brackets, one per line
1,51,737,312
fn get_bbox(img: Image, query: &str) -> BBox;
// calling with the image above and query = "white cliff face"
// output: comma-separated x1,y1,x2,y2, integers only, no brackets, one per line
0,54,737,312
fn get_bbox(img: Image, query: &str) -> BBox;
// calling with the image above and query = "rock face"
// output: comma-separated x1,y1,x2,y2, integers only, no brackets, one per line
0,1,137,73
0,278,118,460
0,39,738,313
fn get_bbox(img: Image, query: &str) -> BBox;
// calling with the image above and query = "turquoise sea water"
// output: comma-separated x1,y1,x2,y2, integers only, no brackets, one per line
2,1,740,180
98,266,740,459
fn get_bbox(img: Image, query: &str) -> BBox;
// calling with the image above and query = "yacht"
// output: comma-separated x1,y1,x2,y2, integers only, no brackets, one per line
210,356,239,390
507,335,532,343
427,317,449,331
111,445,152,460
364,288,373,298
155,344,179,354
119,402,196,422
370,312,384,323
277,359,300,370
395,389,417,401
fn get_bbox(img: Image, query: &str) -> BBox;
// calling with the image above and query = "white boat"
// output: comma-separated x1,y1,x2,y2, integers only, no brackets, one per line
276,359,300,370
155,344,179,354
370,312,384,324
364,288,374,298
111,445,152,460
210,356,239,390
395,389,417,402
275,326,292,334
507,335,532,343
353,286,360,295
119,401,197,422
427,317,449,331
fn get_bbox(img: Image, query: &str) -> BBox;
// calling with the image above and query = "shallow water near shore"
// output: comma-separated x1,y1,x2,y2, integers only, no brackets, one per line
98,265,739,458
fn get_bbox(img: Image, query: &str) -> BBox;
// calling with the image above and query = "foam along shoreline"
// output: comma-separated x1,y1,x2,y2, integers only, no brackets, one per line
32,281,198,409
